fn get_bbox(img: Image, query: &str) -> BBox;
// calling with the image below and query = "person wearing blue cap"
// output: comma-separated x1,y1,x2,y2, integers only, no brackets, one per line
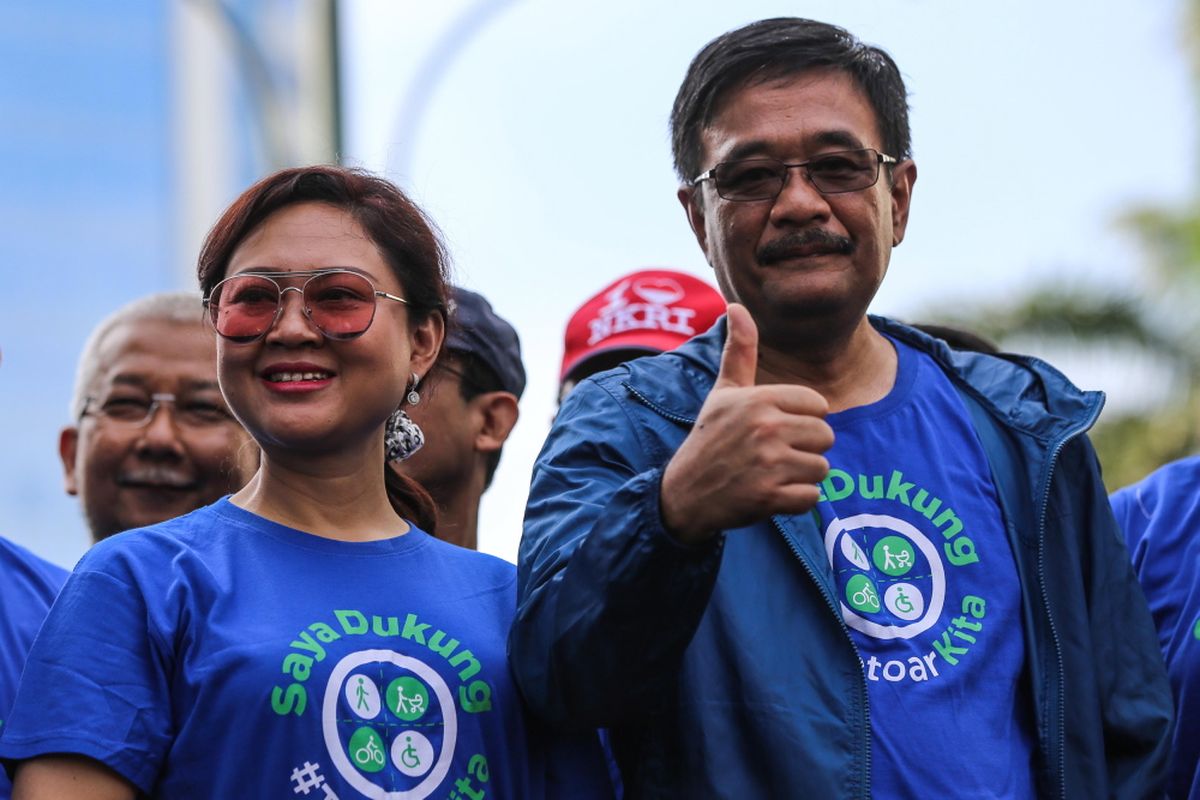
396,287,525,550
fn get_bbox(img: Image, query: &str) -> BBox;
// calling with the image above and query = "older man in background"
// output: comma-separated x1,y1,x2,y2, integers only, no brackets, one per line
58,291,256,542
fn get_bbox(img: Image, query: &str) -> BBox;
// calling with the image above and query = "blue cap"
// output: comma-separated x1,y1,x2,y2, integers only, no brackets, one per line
445,287,526,399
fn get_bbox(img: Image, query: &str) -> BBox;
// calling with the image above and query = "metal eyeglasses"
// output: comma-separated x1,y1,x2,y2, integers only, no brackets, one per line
203,268,409,343
692,148,897,201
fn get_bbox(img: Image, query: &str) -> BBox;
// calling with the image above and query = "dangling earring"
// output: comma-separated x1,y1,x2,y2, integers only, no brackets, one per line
406,372,422,406
385,408,424,461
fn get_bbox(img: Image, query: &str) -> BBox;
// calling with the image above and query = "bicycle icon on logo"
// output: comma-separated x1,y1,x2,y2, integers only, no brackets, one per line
846,574,881,613
854,582,879,611
354,736,385,769
347,727,388,774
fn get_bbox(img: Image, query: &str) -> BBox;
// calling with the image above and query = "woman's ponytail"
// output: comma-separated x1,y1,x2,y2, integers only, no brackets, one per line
384,465,439,535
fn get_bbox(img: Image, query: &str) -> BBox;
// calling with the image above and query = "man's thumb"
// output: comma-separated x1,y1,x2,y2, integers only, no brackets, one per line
715,303,758,388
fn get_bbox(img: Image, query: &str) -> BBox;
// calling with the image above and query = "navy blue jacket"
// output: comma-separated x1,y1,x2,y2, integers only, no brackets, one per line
511,316,1172,799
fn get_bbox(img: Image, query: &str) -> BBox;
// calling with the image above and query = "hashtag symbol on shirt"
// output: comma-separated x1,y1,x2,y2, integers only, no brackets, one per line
290,761,325,794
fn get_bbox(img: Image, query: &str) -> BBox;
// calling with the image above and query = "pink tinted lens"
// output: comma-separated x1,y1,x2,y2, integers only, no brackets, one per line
304,272,377,339
212,275,281,341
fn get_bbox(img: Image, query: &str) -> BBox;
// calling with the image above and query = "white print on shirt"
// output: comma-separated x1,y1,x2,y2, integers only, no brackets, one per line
290,760,339,798
323,650,457,797
822,468,993,686
825,513,947,640
272,608,496,799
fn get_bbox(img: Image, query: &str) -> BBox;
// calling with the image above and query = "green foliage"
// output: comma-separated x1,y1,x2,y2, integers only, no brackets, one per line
1120,205,1200,290
1093,400,1200,491
916,0,1200,491
933,287,1200,491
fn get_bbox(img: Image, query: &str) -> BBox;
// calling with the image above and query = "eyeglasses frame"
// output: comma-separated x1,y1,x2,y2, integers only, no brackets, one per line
78,392,234,428
691,148,898,201
202,268,410,343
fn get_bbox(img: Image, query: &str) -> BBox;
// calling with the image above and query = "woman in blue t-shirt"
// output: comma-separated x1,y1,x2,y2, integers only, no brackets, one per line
0,166,606,799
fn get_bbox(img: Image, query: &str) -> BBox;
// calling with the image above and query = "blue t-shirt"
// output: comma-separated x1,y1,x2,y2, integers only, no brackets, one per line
0,499,607,799
817,338,1036,799
0,537,68,800
1111,456,1200,800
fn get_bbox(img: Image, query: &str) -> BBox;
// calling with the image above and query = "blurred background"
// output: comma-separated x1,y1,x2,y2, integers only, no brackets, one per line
2,0,1197,567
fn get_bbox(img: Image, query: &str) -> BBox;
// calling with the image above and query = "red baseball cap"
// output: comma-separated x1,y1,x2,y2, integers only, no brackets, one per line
560,269,726,383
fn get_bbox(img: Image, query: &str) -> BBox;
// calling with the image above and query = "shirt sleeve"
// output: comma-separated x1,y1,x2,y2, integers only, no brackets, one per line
509,376,724,730
0,565,174,794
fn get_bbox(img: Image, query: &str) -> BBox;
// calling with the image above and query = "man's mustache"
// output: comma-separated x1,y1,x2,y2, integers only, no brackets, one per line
758,229,854,264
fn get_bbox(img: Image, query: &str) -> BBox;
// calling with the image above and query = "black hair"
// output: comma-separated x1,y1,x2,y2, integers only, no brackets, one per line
670,17,911,183
911,323,1000,355
197,165,450,533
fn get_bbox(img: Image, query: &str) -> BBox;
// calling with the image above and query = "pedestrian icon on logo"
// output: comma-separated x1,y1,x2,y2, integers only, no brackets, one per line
841,534,870,570
344,673,381,719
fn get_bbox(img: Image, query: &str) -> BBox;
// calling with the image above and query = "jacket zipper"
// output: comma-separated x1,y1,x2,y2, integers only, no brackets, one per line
625,383,872,798
772,516,872,800
1035,400,1103,800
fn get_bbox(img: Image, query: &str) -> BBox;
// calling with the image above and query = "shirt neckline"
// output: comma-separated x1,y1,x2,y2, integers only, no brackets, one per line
825,334,918,426
212,496,432,557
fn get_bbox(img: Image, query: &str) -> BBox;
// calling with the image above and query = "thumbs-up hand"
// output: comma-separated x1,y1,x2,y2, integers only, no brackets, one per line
660,304,834,545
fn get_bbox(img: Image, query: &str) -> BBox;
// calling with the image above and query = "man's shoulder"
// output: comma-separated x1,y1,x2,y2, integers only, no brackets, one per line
875,316,1103,437
1112,455,1200,526
1130,454,1200,493
74,500,231,582
0,536,69,600
413,529,518,588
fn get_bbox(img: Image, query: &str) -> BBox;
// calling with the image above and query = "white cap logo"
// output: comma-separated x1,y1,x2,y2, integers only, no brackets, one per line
587,277,698,345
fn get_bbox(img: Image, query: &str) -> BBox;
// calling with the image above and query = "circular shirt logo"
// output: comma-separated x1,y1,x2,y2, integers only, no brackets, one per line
322,650,458,798
824,513,946,639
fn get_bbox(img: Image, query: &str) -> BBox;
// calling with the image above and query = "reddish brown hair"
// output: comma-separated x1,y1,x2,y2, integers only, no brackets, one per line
197,165,449,533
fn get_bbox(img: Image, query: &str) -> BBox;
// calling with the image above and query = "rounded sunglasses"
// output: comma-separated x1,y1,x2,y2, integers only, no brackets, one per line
203,269,408,343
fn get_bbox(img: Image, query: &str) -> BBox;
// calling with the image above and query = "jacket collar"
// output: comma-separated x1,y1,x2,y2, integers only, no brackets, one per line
619,314,1104,443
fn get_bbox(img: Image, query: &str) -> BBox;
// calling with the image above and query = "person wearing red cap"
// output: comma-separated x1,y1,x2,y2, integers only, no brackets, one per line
558,269,725,402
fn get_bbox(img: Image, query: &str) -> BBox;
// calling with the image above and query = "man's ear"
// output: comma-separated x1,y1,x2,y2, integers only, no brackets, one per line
58,426,80,496
889,159,917,246
677,185,710,258
472,392,519,454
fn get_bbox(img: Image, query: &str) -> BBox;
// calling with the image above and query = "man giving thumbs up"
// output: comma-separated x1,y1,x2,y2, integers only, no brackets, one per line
511,17,1171,799
659,304,832,545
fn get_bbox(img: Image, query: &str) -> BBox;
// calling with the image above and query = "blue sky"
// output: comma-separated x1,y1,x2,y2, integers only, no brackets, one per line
2,0,1193,567
342,0,1196,561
